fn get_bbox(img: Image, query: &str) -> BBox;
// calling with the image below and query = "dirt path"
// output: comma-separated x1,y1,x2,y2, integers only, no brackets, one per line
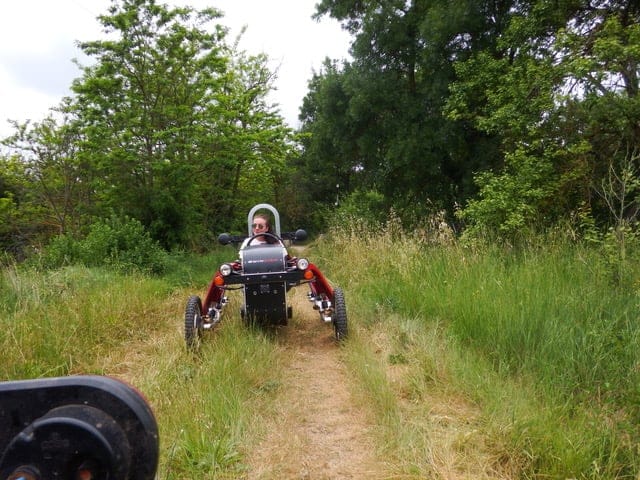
244,290,390,480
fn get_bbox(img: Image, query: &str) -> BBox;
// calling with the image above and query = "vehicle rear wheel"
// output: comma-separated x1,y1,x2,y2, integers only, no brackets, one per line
332,287,348,342
185,295,203,350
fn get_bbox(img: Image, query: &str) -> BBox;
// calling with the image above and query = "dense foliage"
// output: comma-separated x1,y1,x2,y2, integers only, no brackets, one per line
1,0,298,255
1,0,640,259
41,216,168,274
301,0,640,236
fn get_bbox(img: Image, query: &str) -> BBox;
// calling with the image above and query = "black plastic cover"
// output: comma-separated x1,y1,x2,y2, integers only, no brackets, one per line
0,375,158,480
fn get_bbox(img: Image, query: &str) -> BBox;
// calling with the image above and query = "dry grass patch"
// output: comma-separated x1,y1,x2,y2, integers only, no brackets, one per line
344,315,519,479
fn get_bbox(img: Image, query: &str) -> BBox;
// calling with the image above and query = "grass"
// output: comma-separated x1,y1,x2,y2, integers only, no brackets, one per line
151,321,284,479
313,220,640,478
0,250,284,479
3,227,640,478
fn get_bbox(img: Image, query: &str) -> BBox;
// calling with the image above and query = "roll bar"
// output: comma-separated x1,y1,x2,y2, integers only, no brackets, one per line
247,203,281,237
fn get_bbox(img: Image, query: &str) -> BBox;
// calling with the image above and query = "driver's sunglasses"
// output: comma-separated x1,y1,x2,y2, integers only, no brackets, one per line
252,223,267,230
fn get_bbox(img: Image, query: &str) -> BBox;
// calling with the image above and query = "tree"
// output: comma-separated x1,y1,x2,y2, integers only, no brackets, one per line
0,153,38,258
448,0,640,235
211,48,298,231
0,107,103,260
3,114,96,236
68,0,296,247
68,0,232,247
301,0,507,223
0,0,299,254
298,60,360,198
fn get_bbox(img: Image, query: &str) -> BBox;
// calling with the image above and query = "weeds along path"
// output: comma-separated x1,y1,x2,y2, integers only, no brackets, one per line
244,289,390,480
91,282,388,478
93,271,508,478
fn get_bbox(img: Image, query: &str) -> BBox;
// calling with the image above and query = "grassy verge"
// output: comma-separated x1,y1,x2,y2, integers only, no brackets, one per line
4,227,639,478
0,250,284,479
314,221,640,478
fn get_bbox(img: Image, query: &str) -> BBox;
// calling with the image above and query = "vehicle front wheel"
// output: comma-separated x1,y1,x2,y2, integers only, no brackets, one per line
185,295,204,350
332,287,348,342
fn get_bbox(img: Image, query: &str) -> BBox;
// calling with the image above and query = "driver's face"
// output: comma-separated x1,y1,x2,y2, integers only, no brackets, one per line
252,220,267,232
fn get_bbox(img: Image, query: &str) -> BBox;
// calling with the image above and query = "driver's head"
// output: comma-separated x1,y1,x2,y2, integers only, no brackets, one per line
252,213,271,234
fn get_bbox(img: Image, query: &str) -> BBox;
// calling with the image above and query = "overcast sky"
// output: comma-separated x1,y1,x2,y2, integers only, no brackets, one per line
0,0,351,139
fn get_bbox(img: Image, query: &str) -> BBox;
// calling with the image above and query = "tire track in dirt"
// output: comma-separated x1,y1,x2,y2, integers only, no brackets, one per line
244,289,390,480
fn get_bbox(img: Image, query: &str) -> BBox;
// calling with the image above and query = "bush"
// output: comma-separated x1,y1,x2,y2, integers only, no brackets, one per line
458,149,555,239
331,189,389,230
41,216,167,274
41,233,82,268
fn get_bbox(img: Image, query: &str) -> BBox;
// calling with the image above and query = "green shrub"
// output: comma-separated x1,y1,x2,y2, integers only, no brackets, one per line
41,216,167,274
458,148,555,239
40,233,82,268
331,189,389,230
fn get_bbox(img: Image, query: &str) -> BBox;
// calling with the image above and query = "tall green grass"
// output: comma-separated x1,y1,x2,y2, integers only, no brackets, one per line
0,265,169,378
0,250,284,479
315,219,640,478
4,226,640,478
149,321,284,478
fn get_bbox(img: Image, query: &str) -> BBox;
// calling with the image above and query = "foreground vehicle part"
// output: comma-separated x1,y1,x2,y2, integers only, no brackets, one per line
0,376,158,480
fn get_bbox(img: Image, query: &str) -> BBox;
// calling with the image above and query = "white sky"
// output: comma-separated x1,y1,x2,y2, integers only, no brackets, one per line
0,0,351,139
